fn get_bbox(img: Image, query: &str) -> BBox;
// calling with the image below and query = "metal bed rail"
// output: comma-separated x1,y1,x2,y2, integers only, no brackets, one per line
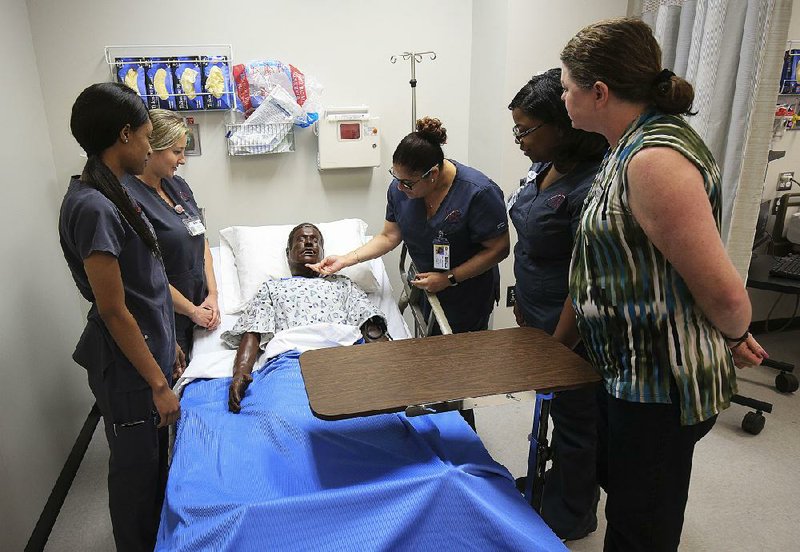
397,244,452,337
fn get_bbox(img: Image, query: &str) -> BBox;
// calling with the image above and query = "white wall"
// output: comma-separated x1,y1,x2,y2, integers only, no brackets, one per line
468,0,510,181
468,0,628,330
27,0,475,299
0,1,93,549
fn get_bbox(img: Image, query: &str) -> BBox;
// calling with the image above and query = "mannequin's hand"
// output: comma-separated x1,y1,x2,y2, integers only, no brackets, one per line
228,373,253,413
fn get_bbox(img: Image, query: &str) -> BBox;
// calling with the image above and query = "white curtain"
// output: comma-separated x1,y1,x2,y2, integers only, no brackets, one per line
639,0,782,244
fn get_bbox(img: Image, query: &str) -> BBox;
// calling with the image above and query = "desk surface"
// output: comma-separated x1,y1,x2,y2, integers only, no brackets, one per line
747,254,800,294
300,327,599,419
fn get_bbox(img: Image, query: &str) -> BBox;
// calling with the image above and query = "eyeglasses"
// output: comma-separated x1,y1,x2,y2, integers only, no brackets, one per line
512,122,546,144
389,164,437,190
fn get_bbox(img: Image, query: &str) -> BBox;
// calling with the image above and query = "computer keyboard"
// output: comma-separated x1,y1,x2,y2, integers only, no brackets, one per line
769,255,800,280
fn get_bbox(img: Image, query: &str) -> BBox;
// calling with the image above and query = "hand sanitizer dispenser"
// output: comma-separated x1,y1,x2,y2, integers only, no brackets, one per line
316,106,380,170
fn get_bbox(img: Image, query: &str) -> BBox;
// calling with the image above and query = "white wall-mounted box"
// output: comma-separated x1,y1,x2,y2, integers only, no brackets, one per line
316,106,380,170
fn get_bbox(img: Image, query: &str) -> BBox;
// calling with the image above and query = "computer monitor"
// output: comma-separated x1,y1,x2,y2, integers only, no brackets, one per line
753,200,772,250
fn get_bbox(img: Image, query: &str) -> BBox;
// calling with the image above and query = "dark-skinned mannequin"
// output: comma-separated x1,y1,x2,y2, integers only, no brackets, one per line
228,224,388,412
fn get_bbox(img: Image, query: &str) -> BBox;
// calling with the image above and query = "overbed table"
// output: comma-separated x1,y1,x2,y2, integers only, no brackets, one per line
300,326,601,510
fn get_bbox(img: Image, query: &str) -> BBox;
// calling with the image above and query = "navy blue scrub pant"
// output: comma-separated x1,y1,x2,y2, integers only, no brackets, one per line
88,368,168,552
597,386,716,552
540,383,601,540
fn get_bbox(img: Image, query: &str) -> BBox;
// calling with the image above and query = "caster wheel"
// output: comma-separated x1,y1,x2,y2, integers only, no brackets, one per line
775,372,799,393
742,411,765,435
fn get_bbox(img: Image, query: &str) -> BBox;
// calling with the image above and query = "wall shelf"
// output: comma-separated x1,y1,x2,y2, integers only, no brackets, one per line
104,44,235,113
224,122,295,156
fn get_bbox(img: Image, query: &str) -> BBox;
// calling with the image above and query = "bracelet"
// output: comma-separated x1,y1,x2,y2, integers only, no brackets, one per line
351,249,361,263
721,330,750,348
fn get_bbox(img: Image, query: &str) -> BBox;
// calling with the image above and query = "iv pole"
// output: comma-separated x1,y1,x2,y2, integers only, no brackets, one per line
389,50,452,336
390,51,437,132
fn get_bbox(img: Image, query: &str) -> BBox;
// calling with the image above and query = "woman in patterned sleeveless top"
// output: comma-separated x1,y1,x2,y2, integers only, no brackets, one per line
558,17,766,552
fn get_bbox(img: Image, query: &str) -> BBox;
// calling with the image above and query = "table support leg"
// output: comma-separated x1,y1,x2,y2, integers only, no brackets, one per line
524,392,553,512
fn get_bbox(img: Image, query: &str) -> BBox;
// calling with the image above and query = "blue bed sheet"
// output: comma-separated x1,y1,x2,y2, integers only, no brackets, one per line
156,350,565,551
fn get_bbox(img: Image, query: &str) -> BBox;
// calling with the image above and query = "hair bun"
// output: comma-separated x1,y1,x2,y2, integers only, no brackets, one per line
652,75,695,115
415,116,447,145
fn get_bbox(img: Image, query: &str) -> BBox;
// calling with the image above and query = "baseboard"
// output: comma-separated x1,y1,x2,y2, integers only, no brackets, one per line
25,403,101,552
751,317,800,334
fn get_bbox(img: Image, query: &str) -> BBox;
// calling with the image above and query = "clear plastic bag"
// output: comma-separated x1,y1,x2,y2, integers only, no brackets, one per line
233,60,322,127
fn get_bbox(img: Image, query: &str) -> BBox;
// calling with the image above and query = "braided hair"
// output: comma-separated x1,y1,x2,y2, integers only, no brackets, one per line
70,82,161,259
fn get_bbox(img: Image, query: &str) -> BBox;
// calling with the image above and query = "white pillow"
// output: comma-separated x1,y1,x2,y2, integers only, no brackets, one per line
219,219,380,313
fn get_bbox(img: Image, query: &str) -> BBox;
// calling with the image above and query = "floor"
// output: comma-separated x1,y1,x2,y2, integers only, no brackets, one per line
46,329,799,551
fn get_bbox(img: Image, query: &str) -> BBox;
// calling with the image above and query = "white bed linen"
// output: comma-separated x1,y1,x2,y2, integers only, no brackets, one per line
174,247,410,394
174,323,363,396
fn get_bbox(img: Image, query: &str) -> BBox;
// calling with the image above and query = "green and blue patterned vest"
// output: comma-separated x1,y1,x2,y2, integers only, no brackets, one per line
569,109,737,425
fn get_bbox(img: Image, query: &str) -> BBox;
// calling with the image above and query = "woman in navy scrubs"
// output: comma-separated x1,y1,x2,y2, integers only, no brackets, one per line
311,117,509,332
309,117,509,428
507,69,607,541
126,109,220,358
59,83,182,551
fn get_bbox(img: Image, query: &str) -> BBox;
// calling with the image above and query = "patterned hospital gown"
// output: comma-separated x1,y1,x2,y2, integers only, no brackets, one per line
221,275,384,350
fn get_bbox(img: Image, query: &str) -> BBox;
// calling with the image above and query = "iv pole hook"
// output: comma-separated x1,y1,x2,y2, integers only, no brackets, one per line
390,51,437,132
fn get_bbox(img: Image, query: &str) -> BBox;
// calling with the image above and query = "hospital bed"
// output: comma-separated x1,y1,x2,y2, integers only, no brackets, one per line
155,221,567,551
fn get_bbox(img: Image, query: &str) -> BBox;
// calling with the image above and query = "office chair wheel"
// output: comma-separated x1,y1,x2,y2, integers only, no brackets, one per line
775,372,799,393
741,411,765,435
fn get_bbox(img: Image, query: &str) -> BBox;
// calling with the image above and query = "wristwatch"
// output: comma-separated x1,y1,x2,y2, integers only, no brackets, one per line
447,272,458,287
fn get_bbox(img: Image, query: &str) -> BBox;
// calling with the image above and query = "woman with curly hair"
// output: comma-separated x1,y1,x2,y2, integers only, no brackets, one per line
310,117,510,429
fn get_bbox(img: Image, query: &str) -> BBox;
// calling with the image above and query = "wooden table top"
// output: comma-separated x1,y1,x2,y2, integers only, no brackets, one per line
300,326,599,420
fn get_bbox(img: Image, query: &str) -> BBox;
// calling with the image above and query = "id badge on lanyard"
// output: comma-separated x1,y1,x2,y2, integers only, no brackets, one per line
432,230,450,271
174,204,206,237
506,166,538,212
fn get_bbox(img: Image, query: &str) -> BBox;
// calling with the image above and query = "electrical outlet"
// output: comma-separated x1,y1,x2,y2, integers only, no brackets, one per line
506,286,516,307
777,171,794,191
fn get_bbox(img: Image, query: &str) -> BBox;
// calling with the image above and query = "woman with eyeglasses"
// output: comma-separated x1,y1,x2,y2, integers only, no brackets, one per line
507,68,607,542
312,116,509,332
309,117,509,426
